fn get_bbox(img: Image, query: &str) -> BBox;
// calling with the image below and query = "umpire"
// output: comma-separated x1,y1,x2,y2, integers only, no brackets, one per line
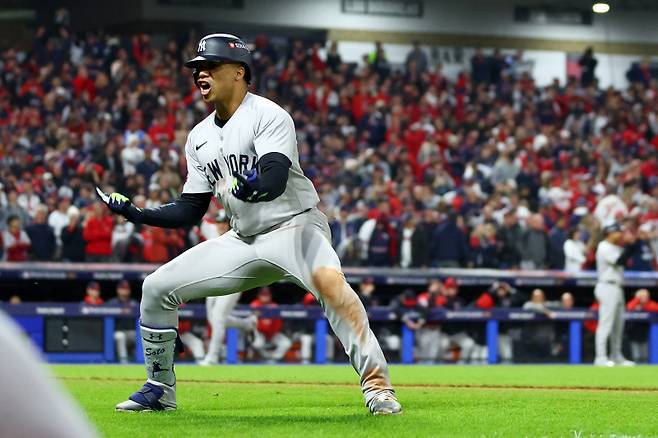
593,222,638,366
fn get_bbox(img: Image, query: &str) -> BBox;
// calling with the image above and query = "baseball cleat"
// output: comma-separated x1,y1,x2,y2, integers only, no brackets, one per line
368,392,402,415
198,357,218,366
611,356,636,366
116,381,176,412
593,357,615,367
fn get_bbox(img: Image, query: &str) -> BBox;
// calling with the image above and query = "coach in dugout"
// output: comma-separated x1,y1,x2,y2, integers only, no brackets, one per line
593,222,639,366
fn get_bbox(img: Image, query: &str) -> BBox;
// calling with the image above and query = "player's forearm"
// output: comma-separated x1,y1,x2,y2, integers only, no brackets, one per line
138,192,212,229
256,152,291,201
615,242,640,266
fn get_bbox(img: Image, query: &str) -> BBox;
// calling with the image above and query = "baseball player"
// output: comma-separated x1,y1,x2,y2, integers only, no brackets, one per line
200,210,257,366
593,223,637,366
98,33,400,415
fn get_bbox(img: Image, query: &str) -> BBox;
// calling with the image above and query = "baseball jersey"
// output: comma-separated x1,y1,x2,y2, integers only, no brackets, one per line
182,92,319,236
596,240,623,284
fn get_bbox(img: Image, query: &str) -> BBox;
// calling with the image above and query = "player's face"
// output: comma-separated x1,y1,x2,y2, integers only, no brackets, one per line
195,62,243,103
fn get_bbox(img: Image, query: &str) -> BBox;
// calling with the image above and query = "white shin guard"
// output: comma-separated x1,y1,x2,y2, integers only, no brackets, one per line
141,325,177,387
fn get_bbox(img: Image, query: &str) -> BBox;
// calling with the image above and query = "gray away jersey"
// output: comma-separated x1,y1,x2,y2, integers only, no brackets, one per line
182,92,319,236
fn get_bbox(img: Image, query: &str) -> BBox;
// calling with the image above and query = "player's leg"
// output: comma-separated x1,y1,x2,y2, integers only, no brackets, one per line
499,333,513,363
300,333,313,363
452,332,475,363
609,288,633,365
256,208,400,414
114,330,129,364
270,333,293,361
426,329,442,363
594,284,615,364
180,331,205,362
117,231,281,411
202,293,243,365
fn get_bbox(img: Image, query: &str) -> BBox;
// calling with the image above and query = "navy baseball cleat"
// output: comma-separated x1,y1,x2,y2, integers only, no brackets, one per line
367,391,402,415
115,381,176,412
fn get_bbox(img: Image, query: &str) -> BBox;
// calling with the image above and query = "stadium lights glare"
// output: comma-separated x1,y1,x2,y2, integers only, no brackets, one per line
592,2,610,13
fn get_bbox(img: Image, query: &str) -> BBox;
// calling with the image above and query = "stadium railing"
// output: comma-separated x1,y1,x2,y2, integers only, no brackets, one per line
3,302,657,365
2,261,658,287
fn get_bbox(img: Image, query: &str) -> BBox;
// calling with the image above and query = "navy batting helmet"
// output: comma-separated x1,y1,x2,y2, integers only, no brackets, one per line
185,33,252,83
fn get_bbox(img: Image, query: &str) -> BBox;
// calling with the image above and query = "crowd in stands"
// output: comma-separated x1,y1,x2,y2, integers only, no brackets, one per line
3,10,658,274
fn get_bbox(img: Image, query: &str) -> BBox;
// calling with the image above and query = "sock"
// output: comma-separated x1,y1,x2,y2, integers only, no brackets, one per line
140,325,177,386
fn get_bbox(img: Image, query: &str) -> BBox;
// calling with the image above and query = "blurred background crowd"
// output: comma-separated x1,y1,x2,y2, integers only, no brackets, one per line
3,9,658,271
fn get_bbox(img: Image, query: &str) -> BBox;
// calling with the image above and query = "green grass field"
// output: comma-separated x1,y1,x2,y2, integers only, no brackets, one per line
53,365,658,438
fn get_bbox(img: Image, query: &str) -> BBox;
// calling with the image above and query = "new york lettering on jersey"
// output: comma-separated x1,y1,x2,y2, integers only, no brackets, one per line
182,92,319,236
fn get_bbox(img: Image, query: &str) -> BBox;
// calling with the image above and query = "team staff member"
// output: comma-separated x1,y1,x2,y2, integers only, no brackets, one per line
99,33,400,415
593,223,638,366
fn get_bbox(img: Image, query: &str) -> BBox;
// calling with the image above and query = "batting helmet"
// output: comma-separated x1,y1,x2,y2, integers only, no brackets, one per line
185,33,252,83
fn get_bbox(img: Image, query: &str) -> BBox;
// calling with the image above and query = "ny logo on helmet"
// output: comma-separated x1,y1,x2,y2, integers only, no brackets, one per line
198,40,206,53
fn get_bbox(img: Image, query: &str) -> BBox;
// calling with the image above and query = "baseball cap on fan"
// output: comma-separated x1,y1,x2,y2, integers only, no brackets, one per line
184,33,253,83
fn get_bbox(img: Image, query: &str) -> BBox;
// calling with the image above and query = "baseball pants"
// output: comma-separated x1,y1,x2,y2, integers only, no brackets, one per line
139,208,393,403
594,282,625,360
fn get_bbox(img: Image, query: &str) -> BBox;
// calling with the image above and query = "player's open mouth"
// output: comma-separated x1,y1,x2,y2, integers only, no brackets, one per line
198,81,212,97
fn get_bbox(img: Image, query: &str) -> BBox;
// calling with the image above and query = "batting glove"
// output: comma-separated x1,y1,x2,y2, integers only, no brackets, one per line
231,169,268,203
96,187,144,223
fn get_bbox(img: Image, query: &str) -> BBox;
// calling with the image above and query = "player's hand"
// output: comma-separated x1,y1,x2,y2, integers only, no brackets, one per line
96,187,143,223
231,169,267,203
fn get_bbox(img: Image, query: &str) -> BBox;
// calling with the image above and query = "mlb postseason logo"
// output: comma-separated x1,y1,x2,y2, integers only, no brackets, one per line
198,40,206,53
228,41,248,50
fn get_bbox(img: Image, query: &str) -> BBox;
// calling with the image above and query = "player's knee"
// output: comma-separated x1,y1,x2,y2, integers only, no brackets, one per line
312,266,369,342
114,331,126,342
141,271,179,313
311,267,355,306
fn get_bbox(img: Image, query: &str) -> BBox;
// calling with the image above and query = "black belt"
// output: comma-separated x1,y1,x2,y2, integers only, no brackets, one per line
601,280,621,285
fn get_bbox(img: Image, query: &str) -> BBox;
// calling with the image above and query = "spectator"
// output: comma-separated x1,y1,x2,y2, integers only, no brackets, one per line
106,280,138,364
83,203,114,262
61,206,86,262
563,228,587,272
430,213,468,267
83,281,104,306
627,226,655,271
111,216,136,263
397,213,430,268
469,223,498,268
330,207,364,266
0,191,30,231
521,289,555,362
439,278,476,363
2,216,31,262
496,210,522,268
250,287,292,363
26,205,56,261
471,48,489,84
626,289,658,363
547,217,568,269
17,181,41,220
415,281,445,363
325,41,342,73
141,226,183,263
552,292,575,360
473,281,523,363
405,40,428,74
519,214,550,270
48,197,73,257
367,219,394,266
579,47,598,87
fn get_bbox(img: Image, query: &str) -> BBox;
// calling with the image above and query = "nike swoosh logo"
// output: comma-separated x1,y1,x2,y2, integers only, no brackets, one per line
195,141,208,151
